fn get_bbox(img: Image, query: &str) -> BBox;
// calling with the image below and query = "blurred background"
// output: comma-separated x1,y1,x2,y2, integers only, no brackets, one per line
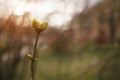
0,0,120,80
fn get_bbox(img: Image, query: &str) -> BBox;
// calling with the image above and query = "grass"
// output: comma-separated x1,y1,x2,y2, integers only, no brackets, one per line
15,43,120,80
35,46,100,80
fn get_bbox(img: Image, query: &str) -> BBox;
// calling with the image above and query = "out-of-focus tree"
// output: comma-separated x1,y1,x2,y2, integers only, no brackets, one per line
0,12,34,80
69,1,120,79
70,0,120,46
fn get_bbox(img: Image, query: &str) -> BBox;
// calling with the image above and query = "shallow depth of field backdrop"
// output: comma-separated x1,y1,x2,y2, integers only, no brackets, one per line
0,0,120,80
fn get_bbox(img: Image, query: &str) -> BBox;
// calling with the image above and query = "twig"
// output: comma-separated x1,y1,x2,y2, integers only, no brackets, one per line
30,18,48,80
31,32,40,80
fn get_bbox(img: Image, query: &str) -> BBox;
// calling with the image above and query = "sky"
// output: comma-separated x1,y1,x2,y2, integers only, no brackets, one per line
0,0,100,28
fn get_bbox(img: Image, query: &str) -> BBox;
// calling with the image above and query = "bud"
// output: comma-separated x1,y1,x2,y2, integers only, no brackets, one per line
40,21,48,30
32,18,48,32
26,53,38,61
26,53,33,60
32,18,40,31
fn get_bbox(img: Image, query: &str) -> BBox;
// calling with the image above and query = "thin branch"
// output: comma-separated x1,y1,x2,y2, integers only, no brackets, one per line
31,32,40,80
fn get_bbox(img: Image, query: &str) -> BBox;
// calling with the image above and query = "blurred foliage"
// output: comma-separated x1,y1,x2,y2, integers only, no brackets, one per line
0,0,120,80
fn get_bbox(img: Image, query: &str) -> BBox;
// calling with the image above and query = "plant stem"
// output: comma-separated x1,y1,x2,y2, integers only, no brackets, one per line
31,32,40,80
